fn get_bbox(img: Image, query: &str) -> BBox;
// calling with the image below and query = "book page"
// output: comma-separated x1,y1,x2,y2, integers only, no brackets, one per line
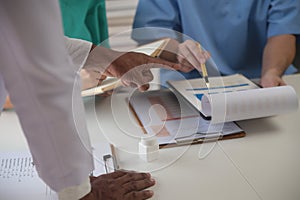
201,86,299,123
130,39,167,57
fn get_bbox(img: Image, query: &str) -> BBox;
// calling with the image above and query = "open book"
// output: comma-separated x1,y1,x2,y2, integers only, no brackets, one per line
81,39,168,97
168,74,299,123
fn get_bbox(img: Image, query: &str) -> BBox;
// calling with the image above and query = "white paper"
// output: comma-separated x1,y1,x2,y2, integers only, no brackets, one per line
130,39,167,56
0,152,57,200
81,77,120,97
167,74,259,117
129,90,243,145
0,142,114,200
201,86,299,123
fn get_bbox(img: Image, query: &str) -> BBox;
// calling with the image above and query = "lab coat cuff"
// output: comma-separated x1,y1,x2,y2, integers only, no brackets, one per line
64,37,93,71
58,177,91,200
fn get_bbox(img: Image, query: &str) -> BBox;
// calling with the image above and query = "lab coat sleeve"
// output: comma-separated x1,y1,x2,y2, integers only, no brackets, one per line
0,0,94,193
64,37,92,71
58,177,91,200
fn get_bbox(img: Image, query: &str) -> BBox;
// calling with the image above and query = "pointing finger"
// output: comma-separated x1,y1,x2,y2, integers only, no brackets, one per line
145,57,182,71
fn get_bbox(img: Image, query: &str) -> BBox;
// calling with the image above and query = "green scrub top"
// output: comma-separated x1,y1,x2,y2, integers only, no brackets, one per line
59,0,109,46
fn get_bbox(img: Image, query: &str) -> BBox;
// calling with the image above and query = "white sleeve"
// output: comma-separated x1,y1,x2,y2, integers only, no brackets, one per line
58,177,91,200
64,37,92,70
0,0,93,194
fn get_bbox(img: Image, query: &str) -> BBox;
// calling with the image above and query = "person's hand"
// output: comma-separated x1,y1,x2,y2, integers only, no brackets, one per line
177,40,210,72
3,96,14,110
260,70,286,87
80,69,107,90
105,51,183,91
84,46,183,92
80,170,155,200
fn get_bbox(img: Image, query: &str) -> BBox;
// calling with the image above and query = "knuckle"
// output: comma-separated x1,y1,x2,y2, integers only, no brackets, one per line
123,183,138,192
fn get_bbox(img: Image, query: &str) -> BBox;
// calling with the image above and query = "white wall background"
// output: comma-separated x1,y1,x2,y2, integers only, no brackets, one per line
106,0,139,51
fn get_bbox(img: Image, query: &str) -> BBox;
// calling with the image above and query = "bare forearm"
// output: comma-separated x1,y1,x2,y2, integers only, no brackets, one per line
262,34,296,77
260,34,296,87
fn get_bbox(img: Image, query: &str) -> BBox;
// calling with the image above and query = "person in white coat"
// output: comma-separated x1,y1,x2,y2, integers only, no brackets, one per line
0,1,200,199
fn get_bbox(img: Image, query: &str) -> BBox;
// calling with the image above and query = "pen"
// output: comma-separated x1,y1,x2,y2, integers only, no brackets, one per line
197,43,210,88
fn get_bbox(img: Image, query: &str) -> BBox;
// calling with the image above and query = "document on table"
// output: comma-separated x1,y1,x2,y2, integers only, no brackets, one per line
168,74,299,123
0,152,56,200
168,74,259,117
201,85,299,123
129,90,244,146
0,142,116,200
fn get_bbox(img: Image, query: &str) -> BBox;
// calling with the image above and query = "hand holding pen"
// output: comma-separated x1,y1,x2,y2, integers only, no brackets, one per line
176,40,210,87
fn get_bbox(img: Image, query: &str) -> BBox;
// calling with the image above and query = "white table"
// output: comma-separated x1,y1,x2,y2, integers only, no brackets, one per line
1,74,300,200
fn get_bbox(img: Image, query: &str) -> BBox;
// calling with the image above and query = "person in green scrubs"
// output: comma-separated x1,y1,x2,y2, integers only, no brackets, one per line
59,0,109,46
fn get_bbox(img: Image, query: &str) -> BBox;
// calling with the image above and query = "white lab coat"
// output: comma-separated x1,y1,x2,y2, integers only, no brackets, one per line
0,0,94,193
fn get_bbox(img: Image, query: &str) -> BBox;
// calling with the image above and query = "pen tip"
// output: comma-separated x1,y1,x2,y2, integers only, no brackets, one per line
204,77,210,88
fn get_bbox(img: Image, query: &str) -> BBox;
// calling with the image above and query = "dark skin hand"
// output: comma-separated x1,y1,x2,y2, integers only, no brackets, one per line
85,45,190,92
80,170,155,200
4,45,185,107
106,51,185,91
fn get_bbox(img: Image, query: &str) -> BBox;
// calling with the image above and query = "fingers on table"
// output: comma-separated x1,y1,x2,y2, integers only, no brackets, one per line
118,172,151,184
100,170,127,179
120,172,155,200
124,190,154,200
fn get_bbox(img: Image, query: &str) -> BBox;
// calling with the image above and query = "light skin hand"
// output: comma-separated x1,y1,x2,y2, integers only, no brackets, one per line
156,38,210,73
3,96,14,110
260,69,286,88
159,38,210,73
80,69,107,90
80,170,155,200
177,40,210,72
260,34,296,87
